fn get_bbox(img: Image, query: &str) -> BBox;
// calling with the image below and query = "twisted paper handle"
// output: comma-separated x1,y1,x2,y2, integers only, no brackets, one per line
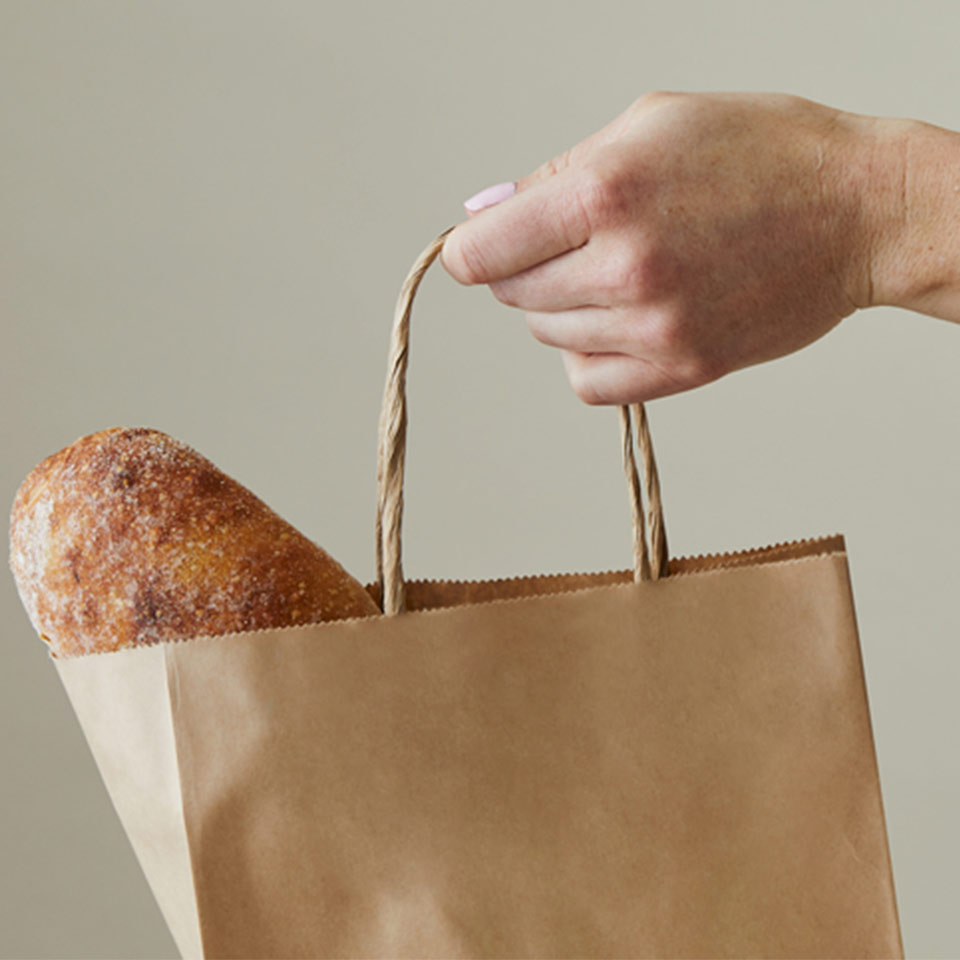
376,229,669,615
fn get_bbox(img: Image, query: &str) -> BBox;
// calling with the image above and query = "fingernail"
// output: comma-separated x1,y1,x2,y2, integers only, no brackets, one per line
463,180,516,212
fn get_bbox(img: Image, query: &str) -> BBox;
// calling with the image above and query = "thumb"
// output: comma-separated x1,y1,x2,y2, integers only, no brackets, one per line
460,136,595,217
513,144,584,195
461,100,637,215
515,101,637,194
460,145,583,217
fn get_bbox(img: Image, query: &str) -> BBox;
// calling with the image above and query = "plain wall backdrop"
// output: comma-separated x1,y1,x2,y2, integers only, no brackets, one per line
2,1,959,956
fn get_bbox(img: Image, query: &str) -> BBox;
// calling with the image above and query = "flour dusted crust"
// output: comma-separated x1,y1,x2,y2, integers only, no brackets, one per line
9,427,379,657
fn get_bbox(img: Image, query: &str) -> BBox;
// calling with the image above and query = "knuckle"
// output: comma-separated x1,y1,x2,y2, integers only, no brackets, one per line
648,307,690,354
672,353,711,389
647,309,722,387
565,355,605,405
603,243,675,304
574,379,605,405
575,164,627,229
536,150,572,181
525,313,555,346
686,350,725,386
489,279,518,307
450,233,489,286
637,89,680,109
603,247,648,303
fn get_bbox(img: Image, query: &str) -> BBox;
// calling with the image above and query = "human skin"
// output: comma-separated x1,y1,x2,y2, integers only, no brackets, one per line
440,92,960,405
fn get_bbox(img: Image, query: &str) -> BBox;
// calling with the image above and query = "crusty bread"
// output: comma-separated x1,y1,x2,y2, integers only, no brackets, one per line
9,427,379,657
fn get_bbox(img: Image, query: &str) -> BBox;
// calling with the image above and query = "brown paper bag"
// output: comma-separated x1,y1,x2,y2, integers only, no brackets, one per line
52,232,902,959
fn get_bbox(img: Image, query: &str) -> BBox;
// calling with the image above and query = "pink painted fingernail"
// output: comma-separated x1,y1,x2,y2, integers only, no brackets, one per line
464,180,516,212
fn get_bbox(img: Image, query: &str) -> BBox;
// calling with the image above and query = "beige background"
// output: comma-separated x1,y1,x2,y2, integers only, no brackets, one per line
2,1,958,957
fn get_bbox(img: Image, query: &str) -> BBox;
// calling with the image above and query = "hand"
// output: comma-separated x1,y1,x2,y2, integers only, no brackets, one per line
440,92,882,405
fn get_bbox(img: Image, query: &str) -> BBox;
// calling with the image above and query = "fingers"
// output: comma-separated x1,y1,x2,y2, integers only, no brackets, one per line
488,249,595,313
442,165,597,285
527,306,709,403
561,350,694,405
488,232,638,312
442,99,645,286
525,306,639,354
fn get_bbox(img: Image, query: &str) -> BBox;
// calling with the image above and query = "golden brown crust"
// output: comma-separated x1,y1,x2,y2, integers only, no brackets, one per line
9,427,379,657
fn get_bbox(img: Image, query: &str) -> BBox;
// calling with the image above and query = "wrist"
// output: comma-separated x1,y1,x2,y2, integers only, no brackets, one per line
856,114,960,318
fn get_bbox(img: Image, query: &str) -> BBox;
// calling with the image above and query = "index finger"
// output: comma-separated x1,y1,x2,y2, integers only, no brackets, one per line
441,166,595,286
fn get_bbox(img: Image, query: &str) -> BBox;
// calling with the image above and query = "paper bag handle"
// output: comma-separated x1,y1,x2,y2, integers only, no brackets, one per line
375,228,669,615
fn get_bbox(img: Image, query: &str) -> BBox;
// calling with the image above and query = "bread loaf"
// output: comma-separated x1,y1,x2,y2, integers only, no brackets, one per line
9,427,379,657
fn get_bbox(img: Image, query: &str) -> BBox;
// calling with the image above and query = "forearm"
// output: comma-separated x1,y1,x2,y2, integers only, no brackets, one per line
865,115,960,322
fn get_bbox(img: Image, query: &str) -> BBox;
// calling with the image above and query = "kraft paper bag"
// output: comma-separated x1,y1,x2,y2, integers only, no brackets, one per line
50,231,902,959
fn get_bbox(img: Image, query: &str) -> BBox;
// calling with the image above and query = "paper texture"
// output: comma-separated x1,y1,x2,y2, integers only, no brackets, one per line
56,644,202,958
54,535,903,959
